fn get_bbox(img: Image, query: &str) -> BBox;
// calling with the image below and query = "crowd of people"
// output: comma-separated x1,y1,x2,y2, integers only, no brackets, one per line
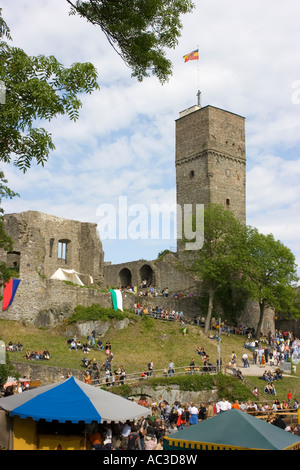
5,340,51,361
122,281,195,300
48,323,300,392
5,341,23,352
71,323,296,447
241,330,299,387
75,338,128,387
3,321,300,450
5,317,299,417
134,302,185,322
24,349,50,360
2,376,34,397
82,362,126,387
84,393,300,450
243,329,300,365
260,368,283,382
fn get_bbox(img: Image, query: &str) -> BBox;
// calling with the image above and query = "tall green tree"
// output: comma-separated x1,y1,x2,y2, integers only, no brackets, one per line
0,170,19,292
240,228,299,339
66,0,195,83
181,204,246,335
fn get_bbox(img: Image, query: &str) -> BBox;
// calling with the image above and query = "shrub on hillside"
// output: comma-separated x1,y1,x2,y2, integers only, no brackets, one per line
68,304,131,323
215,373,253,402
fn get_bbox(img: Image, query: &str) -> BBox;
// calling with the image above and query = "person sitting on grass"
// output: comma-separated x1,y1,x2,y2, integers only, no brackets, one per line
234,369,243,380
43,348,50,360
264,382,276,396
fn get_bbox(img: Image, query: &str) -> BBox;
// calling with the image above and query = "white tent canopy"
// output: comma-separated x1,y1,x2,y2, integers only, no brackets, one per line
50,268,85,286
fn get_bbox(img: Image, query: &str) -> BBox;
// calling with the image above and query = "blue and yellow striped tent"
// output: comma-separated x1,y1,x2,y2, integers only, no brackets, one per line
163,409,300,451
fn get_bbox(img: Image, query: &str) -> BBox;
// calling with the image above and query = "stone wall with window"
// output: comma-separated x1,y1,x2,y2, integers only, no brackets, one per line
1,211,104,283
0,211,106,322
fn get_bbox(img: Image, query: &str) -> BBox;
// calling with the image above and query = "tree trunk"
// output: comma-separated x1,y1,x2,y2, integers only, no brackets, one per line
204,285,214,335
255,301,265,339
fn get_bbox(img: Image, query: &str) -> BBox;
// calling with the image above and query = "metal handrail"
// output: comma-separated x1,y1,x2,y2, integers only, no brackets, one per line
92,364,219,387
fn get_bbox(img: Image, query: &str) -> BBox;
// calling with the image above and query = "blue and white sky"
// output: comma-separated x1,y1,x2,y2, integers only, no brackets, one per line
1,0,300,277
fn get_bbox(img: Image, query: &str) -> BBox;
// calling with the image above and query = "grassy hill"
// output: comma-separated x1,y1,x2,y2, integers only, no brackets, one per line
0,315,244,372
0,315,299,403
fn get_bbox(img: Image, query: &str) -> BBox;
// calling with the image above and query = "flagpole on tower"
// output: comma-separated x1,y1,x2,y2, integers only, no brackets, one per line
197,45,201,107
183,47,201,107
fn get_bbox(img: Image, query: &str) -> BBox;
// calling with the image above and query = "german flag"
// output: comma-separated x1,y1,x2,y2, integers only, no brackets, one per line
183,49,199,62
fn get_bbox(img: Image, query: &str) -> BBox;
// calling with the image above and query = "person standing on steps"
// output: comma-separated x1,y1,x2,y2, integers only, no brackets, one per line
168,360,175,377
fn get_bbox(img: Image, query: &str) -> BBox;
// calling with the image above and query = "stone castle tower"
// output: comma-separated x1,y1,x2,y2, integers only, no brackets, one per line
175,104,246,248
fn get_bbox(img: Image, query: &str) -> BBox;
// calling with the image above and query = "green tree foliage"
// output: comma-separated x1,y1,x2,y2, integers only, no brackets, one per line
0,170,19,291
181,204,246,335
290,288,300,319
240,228,299,338
214,284,248,327
157,249,174,260
0,9,100,172
67,0,195,82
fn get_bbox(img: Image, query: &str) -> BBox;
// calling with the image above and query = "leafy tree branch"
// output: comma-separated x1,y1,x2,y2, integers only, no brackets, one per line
66,0,195,82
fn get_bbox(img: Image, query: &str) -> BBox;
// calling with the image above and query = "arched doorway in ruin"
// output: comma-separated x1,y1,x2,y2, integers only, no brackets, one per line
139,264,155,288
119,268,132,288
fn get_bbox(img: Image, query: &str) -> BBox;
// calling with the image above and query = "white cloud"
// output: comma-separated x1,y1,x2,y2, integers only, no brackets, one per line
247,153,300,278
